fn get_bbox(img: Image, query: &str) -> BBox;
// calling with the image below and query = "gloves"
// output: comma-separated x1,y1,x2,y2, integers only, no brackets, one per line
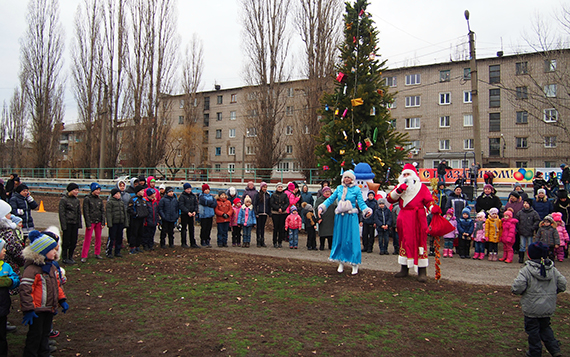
17,209,24,215
60,301,69,313
396,183,408,194
430,205,442,215
22,311,38,326
222,213,229,219
0,277,12,288
26,195,34,203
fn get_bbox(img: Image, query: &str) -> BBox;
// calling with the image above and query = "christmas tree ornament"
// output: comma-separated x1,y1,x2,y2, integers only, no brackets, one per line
373,127,378,142
356,129,360,134
325,135,330,141
330,157,338,162
351,67,356,73
357,142,363,151
377,89,384,96
342,130,348,140
343,85,347,95
326,144,332,153
336,72,346,82
325,104,329,111
334,108,339,116
351,98,364,106
342,108,348,117
359,9,365,16
364,137,373,148
323,165,330,171
341,161,345,166
370,106,376,116
353,36,357,44
339,149,345,155
369,53,376,60
346,22,352,30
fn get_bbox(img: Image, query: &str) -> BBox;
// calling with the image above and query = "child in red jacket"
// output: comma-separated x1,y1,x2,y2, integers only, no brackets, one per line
285,206,302,249
500,210,519,263
230,198,242,247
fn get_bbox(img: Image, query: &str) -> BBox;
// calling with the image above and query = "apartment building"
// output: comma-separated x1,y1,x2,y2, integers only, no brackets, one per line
384,49,570,169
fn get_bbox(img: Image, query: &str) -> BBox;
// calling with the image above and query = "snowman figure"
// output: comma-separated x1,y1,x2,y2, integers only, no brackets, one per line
354,163,380,201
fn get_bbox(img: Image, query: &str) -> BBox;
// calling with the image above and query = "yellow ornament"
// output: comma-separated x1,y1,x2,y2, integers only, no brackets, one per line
340,149,345,155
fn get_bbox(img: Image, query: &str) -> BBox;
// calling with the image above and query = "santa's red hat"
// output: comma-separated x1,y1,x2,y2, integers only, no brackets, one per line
402,163,418,176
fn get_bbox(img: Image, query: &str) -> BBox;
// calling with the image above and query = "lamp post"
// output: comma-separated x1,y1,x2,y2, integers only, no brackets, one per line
465,10,482,166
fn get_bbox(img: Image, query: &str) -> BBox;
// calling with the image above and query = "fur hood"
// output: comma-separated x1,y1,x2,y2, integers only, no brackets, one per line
22,245,47,265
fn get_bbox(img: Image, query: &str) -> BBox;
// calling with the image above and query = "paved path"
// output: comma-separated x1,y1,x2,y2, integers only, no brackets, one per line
32,211,570,288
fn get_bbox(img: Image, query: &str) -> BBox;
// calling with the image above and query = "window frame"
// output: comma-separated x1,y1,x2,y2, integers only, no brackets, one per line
215,147,221,156
544,136,557,148
439,70,450,82
464,139,474,150
439,115,450,128
230,94,237,103
516,61,528,75
178,115,184,125
228,146,236,156
285,125,293,135
217,95,223,104
229,128,236,138
215,129,222,139
228,163,235,173
489,88,501,108
463,114,473,127
439,139,450,151
439,92,451,105
544,84,557,98
405,74,421,85
385,76,397,87
489,112,501,132
216,112,223,121
230,111,237,120
489,65,501,84
516,137,528,149
405,95,421,107
405,117,421,130
286,145,293,154
463,90,472,103
516,86,528,99
516,111,528,124
543,109,558,123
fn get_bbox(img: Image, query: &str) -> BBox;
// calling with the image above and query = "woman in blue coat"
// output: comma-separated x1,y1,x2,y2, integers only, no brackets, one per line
318,170,372,275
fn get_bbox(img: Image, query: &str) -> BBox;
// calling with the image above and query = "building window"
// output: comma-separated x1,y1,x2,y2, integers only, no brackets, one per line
245,163,254,173
489,113,501,132
228,163,235,173
463,68,471,80
439,70,450,82
246,128,257,137
464,139,474,150
204,97,210,111
517,162,528,168
516,62,528,75
544,161,556,168
489,88,500,108
544,109,558,123
439,92,451,105
489,138,501,157
405,117,420,129
230,111,236,120
439,116,450,128
463,91,472,103
516,137,528,149
287,87,294,97
285,126,293,135
217,112,223,121
405,74,421,85
516,111,528,124
463,114,473,127
489,65,500,84
203,113,209,127
544,84,557,98
217,95,223,104
545,136,557,148
178,115,184,125
286,145,293,154
246,146,255,155
179,99,185,109
249,109,258,117
545,59,557,72
405,96,421,107
286,106,294,116
215,129,222,139
230,94,237,103
215,147,221,156
228,147,236,155
516,86,528,99
439,140,450,151
277,161,290,172
385,76,397,87
215,164,221,172
229,128,236,138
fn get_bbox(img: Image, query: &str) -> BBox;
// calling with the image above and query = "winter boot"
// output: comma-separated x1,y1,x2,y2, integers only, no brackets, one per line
337,263,344,273
478,252,485,260
493,253,499,261
488,253,493,261
448,249,453,258
443,249,448,258
417,267,427,283
499,255,506,261
518,251,525,263
394,265,409,278
428,246,435,256
351,265,359,275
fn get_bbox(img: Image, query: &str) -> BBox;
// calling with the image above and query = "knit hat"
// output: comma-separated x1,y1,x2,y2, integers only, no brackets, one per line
276,182,284,190
446,208,454,215
183,183,192,190
454,185,462,191
528,241,549,260
305,204,313,211
15,184,28,193
509,191,520,199
202,184,210,192
228,187,236,195
368,190,376,197
90,182,101,192
378,198,387,206
489,207,499,215
461,207,471,216
483,184,494,191
290,205,297,211
322,186,332,194
42,226,61,242
503,210,513,219
0,200,11,218
111,188,120,196
147,176,156,186
476,211,486,220
543,215,554,224
561,164,567,169
244,196,252,205
146,188,156,196
134,185,145,194
138,175,146,183
287,182,296,191
558,189,568,199
66,183,79,192
233,198,241,205
552,212,563,222
537,188,546,196
514,182,522,189
28,230,58,257
165,187,174,194
159,183,166,190
438,181,445,188
342,169,356,182
260,182,268,189
524,197,534,205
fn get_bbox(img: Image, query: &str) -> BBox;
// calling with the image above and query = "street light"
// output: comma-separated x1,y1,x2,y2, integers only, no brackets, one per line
465,10,482,166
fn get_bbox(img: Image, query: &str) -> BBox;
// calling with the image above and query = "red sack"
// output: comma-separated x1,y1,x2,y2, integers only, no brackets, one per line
427,213,455,237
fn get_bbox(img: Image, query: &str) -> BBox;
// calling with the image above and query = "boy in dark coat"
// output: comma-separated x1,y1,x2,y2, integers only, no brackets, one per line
58,183,82,265
106,188,129,258
158,187,179,248
143,188,160,251
127,186,149,254
361,191,377,253
178,183,198,248
374,198,393,255
516,199,541,263
457,207,474,259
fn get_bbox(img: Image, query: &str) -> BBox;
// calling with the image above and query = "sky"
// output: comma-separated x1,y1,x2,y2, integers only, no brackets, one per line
0,0,561,123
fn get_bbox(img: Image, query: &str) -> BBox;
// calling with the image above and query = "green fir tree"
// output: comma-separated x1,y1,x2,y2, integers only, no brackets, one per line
315,0,409,186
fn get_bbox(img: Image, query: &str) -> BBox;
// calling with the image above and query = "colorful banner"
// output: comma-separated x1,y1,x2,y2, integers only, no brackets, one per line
418,168,561,185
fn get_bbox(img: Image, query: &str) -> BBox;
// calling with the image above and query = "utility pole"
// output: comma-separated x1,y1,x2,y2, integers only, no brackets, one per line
99,84,108,179
465,10,482,166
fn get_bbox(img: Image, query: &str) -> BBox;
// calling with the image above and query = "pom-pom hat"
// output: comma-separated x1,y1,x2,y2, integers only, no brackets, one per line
183,183,192,190
202,184,210,192
28,230,58,257
90,182,101,192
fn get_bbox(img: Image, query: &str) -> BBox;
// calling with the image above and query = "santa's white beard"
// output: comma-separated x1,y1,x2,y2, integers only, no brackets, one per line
398,173,421,207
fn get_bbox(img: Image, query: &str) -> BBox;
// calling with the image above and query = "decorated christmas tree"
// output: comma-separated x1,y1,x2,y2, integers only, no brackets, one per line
315,0,409,186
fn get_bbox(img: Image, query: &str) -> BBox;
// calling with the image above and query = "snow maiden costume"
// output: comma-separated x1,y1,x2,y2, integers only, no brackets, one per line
318,170,372,275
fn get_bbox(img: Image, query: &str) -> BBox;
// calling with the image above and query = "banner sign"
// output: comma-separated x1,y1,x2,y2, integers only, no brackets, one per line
418,168,562,185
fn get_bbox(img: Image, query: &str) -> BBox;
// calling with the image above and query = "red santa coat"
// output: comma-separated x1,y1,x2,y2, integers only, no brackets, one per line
387,183,434,269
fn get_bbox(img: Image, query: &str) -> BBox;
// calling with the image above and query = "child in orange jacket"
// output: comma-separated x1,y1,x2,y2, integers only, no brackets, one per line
215,191,233,247
485,207,503,261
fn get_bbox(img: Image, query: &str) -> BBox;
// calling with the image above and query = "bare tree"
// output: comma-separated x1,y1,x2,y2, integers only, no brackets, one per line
20,0,66,168
126,0,179,168
241,0,292,179
294,0,342,178
2,87,28,168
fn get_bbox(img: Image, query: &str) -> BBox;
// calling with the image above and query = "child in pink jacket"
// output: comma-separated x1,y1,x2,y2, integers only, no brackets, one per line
552,212,569,262
285,206,302,249
442,209,457,258
500,210,518,263
473,211,487,259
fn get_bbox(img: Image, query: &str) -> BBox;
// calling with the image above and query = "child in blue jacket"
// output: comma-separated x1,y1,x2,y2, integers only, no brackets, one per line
374,198,393,255
457,207,474,259
0,238,19,355
237,196,257,248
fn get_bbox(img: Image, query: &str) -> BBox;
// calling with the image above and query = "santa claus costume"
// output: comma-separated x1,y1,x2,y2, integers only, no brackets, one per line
318,170,372,275
387,163,437,282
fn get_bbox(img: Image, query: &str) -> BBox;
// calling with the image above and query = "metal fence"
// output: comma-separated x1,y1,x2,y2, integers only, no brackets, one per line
0,167,325,184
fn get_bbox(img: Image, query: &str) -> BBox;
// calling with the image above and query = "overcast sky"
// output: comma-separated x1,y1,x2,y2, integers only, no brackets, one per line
0,0,561,123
